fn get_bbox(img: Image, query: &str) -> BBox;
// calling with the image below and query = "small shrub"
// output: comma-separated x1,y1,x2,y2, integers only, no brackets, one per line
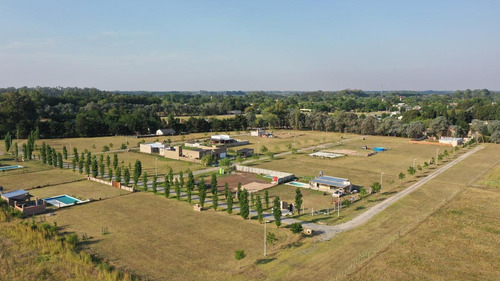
289,222,303,234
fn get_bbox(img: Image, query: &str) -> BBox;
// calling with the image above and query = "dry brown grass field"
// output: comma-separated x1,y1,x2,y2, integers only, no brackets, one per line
29,180,124,201
347,187,500,281
41,192,294,281
109,151,205,177
0,166,83,192
248,135,454,190
253,144,500,280
475,162,500,188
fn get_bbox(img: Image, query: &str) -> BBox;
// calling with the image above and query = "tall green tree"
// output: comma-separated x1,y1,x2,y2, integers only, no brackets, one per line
164,176,171,198
123,167,130,185
212,189,218,211
47,145,52,165
115,166,122,183
226,192,233,214
168,167,174,183
237,182,242,202
240,189,249,220
142,172,148,191
40,142,47,164
186,185,192,203
211,173,218,195
73,147,79,163
106,155,111,169
52,149,57,167
78,158,84,174
174,178,181,200
108,168,113,182
4,132,11,152
91,157,98,177
179,171,185,189
256,194,263,223
295,188,303,215
113,153,118,170
133,160,142,186
187,169,195,191
273,196,282,227
14,142,18,160
99,162,105,177
72,158,76,172
57,152,63,169
371,181,381,193
62,146,68,160
152,175,158,194
224,182,229,199
198,178,206,207
264,190,270,209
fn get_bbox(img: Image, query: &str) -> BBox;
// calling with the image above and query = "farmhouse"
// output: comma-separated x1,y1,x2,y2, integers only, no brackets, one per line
164,145,227,160
1,189,46,216
140,142,165,154
156,128,176,136
310,176,352,193
439,137,463,147
210,135,249,147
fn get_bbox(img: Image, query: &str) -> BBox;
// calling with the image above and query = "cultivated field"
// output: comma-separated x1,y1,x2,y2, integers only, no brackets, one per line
42,192,293,281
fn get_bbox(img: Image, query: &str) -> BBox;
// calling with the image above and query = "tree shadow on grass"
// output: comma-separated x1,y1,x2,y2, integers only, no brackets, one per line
255,258,276,265
367,197,385,203
355,206,366,211
381,191,397,196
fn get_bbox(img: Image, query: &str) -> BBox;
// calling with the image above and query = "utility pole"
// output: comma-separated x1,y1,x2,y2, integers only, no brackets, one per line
155,158,158,176
380,172,384,191
436,149,439,166
337,200,341,218
413,159,416,168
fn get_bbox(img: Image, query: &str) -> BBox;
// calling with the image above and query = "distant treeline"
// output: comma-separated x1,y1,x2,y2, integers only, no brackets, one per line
0,87,498,142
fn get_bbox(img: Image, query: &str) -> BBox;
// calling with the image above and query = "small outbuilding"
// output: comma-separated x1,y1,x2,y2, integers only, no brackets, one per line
237,148,254,157
439,137,463,147
1,189,46,216
156,128,176,136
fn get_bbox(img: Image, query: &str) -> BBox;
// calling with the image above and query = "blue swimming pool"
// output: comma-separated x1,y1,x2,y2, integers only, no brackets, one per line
287,181,310,188
44,195,82,207
0,165,23,171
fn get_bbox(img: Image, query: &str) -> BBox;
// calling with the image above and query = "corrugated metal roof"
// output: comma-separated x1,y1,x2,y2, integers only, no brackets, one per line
145,142,165,148
311,176,350,188
1,189,28,198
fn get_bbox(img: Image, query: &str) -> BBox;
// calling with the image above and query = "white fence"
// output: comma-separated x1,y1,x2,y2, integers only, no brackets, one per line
85,176,135,192
234,165,295,184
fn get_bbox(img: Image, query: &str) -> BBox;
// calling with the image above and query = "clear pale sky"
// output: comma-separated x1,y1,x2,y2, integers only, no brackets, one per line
0,0,498,91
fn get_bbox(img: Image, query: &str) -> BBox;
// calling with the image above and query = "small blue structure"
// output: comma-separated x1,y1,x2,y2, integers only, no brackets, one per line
373,147,386,152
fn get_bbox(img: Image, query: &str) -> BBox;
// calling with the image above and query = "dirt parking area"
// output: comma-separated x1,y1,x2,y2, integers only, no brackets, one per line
217,172,271,191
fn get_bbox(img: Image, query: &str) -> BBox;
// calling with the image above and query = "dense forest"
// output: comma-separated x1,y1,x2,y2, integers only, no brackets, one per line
0,87,499,143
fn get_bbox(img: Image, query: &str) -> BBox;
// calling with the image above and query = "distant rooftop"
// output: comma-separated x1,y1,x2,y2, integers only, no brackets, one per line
211,135,233,141
439,137,463,141
144,142,165,148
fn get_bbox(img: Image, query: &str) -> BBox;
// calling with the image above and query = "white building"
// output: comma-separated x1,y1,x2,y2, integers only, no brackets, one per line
439,137,463,147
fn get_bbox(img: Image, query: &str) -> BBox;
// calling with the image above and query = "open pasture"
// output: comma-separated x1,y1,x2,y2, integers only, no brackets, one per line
29,180,124,201
42,192,292,281
247,135,454,191
0,167,83,192
255,144,500,280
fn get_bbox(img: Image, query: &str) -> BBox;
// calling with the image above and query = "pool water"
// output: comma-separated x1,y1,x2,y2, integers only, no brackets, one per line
0,165,23,171
44,195,82,207
287,181,309,188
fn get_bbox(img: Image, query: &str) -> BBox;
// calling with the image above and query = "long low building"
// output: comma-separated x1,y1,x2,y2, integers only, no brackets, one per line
438,137,463,147
1,189,46,216
310,176,352,193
